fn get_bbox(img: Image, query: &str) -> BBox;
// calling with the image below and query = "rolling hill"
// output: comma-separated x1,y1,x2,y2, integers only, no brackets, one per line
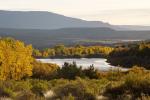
0,10,150,30
0,27,150,48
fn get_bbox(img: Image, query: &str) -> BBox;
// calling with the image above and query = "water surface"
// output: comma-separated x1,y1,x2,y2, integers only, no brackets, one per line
37,58,127,71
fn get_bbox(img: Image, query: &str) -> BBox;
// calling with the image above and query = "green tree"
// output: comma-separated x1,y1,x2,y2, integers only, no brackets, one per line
58,62,84,79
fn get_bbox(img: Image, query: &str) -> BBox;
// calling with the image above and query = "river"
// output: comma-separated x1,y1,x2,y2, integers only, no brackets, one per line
37,58,127,71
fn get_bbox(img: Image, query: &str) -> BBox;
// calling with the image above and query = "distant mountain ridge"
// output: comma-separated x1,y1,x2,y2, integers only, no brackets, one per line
0,10,150,30
0,10,112,30
116,25,150,31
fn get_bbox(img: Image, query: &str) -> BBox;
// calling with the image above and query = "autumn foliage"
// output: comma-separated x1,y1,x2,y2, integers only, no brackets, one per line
33,44,114,58
0,38,33,80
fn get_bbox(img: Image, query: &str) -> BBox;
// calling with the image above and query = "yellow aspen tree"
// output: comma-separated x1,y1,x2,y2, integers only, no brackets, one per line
0,38,33,80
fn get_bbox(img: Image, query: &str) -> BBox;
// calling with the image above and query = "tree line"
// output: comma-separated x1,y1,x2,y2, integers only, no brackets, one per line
108,42,150,69
33,44,114,58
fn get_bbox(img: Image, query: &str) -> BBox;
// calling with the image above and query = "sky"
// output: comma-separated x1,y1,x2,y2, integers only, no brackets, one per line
0,0,150,25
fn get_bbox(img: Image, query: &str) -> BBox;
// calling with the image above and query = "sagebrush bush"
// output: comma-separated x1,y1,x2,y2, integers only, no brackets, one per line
104,67,150,99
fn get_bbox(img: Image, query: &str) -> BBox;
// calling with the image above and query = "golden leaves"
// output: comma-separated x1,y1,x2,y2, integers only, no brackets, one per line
0,38,33,80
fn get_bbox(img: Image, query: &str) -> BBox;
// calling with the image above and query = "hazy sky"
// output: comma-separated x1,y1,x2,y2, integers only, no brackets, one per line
0,0,150,25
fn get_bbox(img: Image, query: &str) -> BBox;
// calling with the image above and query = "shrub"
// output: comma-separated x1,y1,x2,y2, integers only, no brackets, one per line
12,80,32,92
58,62,84,79
31,79,49,96
105,69,150,99
106,68,124,81
82,65,99,79
0,87,16,98
32,60,59,80
16,90,36,100
62,93,75,100
53,82,96,100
